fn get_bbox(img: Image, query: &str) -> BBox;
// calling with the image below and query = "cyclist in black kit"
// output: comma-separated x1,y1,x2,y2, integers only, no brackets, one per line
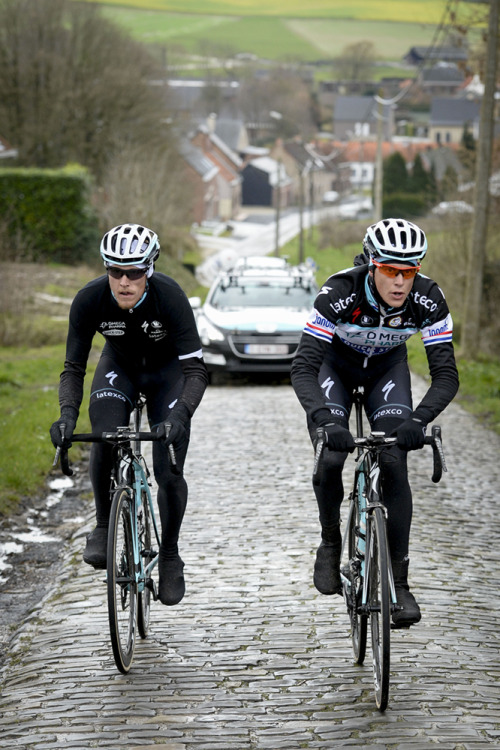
50,223,208,606
291,218,459,627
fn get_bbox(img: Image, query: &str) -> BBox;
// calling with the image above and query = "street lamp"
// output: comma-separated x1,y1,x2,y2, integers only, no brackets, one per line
299,159,312,264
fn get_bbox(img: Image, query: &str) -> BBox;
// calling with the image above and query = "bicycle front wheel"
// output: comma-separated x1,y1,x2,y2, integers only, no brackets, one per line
369,505,391,711
137,491,154,639
107,487,137,674
347,491,367,665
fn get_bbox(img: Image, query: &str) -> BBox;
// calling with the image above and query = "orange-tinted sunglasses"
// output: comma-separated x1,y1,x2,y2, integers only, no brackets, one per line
372,258,421,279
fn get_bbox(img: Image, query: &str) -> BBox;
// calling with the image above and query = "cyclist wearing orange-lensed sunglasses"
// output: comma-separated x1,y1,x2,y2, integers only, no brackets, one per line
291,218,459,627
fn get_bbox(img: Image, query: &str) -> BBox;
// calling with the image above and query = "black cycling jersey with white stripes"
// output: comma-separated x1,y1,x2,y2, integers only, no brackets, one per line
58,272,207,418
291,264,459,427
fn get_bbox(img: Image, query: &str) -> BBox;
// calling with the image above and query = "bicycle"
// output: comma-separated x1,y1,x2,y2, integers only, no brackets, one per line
53,396,177,674
313,386,446,711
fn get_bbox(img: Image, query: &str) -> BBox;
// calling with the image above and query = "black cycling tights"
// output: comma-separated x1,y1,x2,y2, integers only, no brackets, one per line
89,399,189,555
314,443,411,562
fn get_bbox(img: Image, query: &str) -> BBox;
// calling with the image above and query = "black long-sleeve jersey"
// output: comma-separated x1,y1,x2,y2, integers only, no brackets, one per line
58,272,208,418
291,264,459,426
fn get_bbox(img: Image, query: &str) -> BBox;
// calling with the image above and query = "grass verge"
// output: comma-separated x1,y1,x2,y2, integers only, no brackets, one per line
0,346,96,515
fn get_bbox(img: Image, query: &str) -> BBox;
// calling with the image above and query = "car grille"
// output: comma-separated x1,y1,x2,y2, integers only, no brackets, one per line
228,333,300,360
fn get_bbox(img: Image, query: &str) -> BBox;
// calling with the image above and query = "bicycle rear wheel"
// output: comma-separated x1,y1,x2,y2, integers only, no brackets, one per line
107,487,137,674
137,491,154,639
347,489,367,665
369,505,391,711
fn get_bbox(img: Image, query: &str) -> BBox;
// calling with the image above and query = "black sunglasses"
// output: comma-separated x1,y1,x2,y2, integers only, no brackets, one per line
107,267,146,281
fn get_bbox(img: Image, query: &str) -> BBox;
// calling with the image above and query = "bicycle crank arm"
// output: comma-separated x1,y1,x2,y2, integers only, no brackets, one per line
145,578,158,601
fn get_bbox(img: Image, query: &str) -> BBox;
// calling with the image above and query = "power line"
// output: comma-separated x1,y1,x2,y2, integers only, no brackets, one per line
374,0,459,107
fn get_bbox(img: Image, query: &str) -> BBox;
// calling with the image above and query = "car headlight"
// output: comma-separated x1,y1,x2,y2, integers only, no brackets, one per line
198,315,225,345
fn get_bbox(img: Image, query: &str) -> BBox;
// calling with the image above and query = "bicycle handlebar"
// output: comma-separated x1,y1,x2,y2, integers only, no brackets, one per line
52,424,179,477
314,424,446,484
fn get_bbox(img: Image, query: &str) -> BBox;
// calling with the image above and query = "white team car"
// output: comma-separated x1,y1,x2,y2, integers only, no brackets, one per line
191,257,317,377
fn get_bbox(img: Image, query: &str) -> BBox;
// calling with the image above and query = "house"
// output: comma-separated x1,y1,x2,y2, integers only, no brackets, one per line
329,139,442,190
419,63,465,96
333,95,394,141
240,156,293,207
429,97,481,144
270,138,349,206
404,46,468,67
209,115,250,155
166,78,240,119
191,120,243,221
179,139,220,224
419,145,464,184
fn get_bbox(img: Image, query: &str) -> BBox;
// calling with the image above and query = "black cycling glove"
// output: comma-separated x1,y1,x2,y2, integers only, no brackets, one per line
155,405,190,449
50,406,78,448
396,416,426,451
321,422,355,453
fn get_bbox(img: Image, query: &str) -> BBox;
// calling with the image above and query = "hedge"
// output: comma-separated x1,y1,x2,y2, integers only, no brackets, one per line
382,192,428,219
0,164,100,263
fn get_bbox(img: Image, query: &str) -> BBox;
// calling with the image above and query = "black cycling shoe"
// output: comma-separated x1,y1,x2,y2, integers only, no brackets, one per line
314,541,342,595
83,525,108,570
391,558,421,628
392,586,421,628
158,552,185,606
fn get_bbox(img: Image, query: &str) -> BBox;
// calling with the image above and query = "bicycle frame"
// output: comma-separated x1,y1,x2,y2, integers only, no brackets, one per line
106,400,161,595
110,441,161,594
352,447,398,615
340,390,397,616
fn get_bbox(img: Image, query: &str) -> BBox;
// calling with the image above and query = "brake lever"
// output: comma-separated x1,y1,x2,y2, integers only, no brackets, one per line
430,425,446,484
313,427,326,478
164,422,180,476
52,424,74,476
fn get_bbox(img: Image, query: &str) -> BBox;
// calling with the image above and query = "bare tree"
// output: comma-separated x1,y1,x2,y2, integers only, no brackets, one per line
336,41,377,85
238,67,316,142
98,141,192,242
0,0,196,253
0,0,170,180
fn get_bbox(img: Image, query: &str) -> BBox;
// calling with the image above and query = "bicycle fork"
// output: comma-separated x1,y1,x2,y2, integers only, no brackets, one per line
341,487,399,616
137,465,161,597
359,504,399,616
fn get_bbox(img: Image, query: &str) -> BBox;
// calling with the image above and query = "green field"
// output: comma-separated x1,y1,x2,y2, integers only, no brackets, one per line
99,9,440,61
83,1,449,22
72,1,485,64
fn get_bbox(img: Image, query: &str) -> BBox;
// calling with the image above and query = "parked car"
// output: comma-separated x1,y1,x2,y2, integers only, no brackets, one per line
192,257,318,377
431,200,474,216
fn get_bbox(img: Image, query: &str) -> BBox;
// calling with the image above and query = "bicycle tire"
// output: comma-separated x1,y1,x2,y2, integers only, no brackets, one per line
137,490,153,639
347,480,368,665
107,487,137,674
369,505,391,712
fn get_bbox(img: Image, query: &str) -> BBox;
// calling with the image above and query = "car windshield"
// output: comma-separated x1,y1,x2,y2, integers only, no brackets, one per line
211,281,315,309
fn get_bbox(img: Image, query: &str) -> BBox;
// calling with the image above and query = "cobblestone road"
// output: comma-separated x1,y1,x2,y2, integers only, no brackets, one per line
1,376,499,749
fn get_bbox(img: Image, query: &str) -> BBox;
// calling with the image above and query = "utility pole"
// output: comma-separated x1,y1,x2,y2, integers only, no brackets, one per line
461,0,499,356
374,94,384,221
274,159,281,256
298,167,305,264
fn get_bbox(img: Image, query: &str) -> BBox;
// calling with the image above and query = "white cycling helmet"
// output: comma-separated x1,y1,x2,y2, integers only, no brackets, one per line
363,218,427,265
100,224,160,268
